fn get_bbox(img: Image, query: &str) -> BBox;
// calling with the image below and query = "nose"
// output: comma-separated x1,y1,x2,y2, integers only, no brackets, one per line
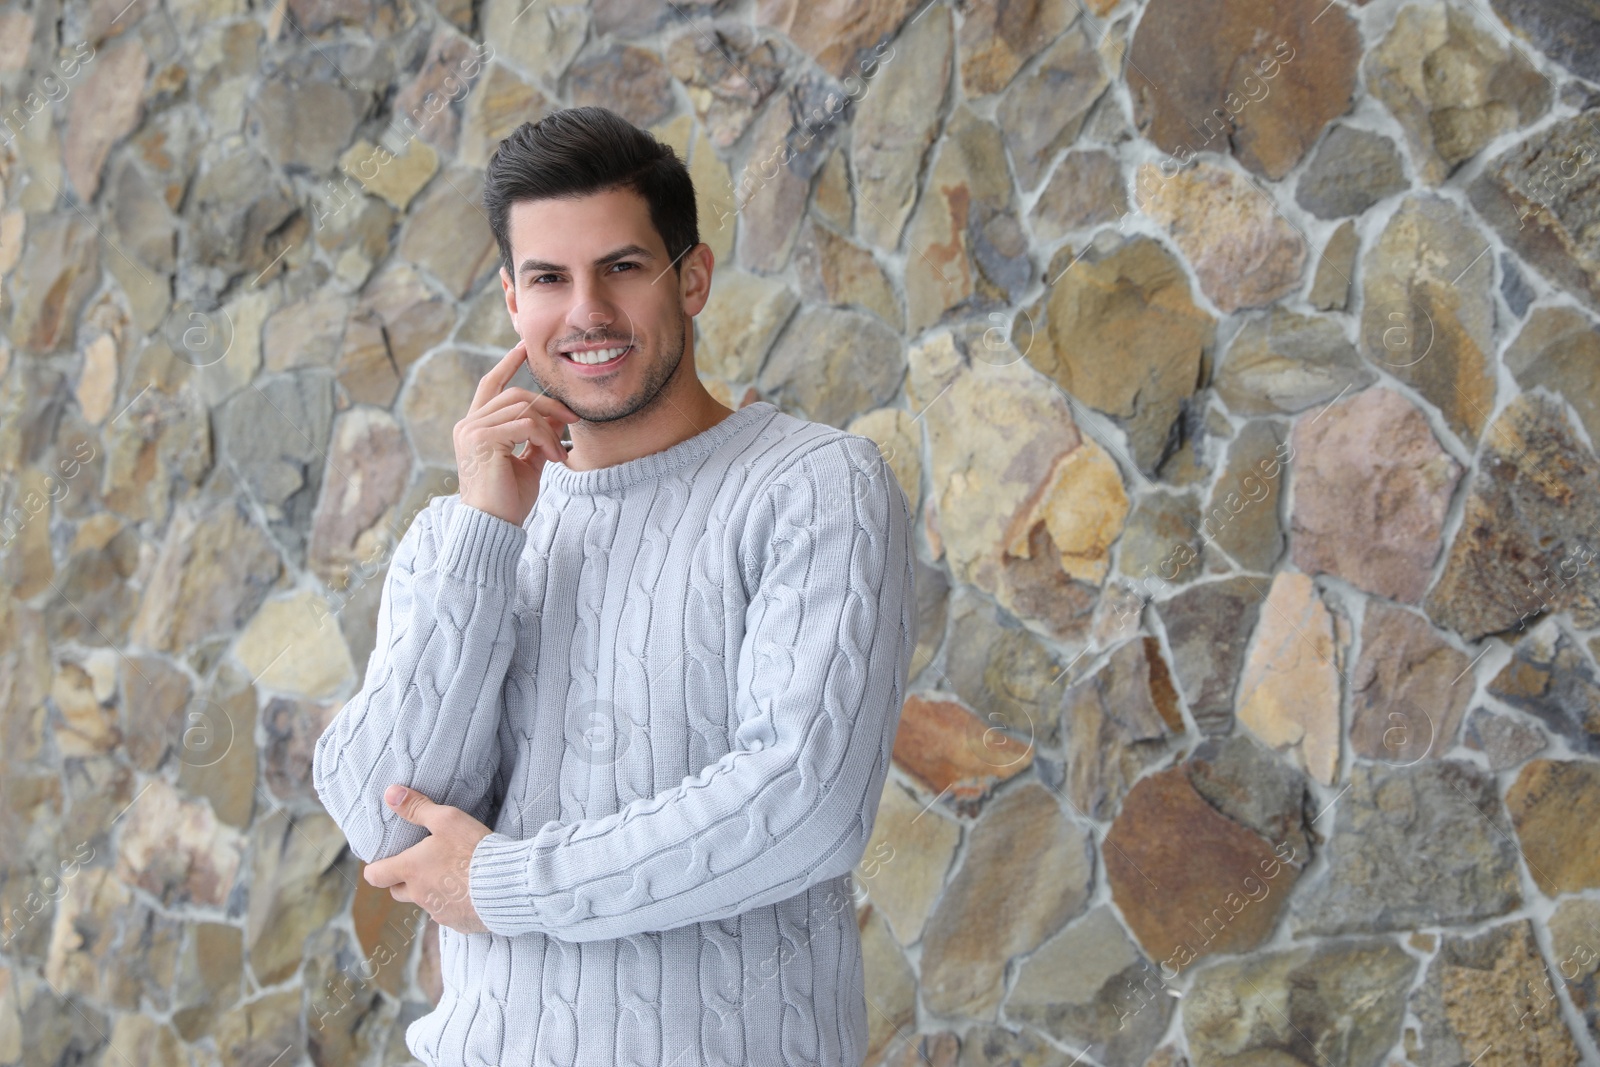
565,281,620,344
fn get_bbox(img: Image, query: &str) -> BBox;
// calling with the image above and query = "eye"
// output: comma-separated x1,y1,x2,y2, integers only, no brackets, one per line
609,262,639,274
529,273,560,286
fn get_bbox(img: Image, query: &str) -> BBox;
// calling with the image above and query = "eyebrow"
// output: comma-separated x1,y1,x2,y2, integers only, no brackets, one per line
517,244,656,276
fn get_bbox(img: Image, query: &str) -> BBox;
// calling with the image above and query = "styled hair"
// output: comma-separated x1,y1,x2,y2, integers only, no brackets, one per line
483,105,700,280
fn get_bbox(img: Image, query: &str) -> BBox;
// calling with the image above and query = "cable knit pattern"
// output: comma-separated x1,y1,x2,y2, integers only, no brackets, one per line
311,401,917,1067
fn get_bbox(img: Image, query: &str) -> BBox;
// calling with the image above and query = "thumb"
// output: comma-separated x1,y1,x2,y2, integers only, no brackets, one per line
385,784,437,827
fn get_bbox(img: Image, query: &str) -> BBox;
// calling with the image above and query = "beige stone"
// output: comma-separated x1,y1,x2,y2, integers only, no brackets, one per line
1236,571,1341,784
234,589,355,699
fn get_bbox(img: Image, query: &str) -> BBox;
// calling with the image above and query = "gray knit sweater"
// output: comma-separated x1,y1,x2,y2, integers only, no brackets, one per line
312,400,917,1067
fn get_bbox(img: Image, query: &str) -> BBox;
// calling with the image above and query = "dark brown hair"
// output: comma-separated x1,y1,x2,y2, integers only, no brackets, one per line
483,105,700,280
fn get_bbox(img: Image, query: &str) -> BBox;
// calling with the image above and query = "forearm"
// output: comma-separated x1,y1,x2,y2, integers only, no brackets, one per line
313,498,525,863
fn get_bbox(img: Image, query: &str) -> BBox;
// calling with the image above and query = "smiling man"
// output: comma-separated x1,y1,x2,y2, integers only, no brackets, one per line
312,105,917,1067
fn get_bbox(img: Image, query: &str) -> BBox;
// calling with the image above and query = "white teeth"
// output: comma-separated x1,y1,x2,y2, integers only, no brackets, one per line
567,345,628,365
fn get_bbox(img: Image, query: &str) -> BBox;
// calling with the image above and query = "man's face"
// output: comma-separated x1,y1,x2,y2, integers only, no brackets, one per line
499,186,710,424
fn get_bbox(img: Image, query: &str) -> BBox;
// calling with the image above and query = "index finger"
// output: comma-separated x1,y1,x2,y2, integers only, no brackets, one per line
469,340,529,414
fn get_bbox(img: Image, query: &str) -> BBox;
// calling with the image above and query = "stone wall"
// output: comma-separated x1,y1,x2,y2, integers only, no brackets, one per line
1,0,1599,1064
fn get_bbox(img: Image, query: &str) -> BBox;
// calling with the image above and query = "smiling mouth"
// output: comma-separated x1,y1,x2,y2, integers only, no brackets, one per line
561,344,632,366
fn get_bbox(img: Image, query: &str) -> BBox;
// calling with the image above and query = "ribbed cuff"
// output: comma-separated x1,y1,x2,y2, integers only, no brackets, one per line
440,500,526,586
470,831,537,937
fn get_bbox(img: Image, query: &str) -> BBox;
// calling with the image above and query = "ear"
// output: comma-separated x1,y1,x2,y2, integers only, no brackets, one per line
501,266,517,318
680,243,714,318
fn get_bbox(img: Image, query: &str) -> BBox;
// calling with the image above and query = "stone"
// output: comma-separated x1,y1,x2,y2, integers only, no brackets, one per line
215,372,336,564
263,291,351,373
248,76,364,173
1031,236,1214,475
1464,707,1547,772
904,107,1031,334
399,347,496,467
858,904,917,1064
7,213,100,354
113,778,246,908
1295,124,1408,219
1359,194,1494,444
1547,897,1600,1049
338,263,456,408
756,0,918,80
1308,219,1358,311
1506,759,1600,897
1350,601,1473,765
568,45,675,130
793,219,901,329
1491,0,1600,82
1030,150,1128,245
733,74,849,273
397,166,498,298
182,144,304,303
481,0,586,86
934,585,1075,751
1104,767,1301,976
1410,920,1584,1067
1116,490,1203,588
1504,305,1600,449
175,663,260,829
1291,387,1462,603
129,498,284,656
1502,251,1537,318
856,779,960,947
340,138,438,214
212,988,302,1067
63,39,150,202
350,874,424,998
665,22,784,149
1126,0,1362,180
459,63,551,169
919,783,1093,1018
1489,623,1600,757
1367,2,1552,186
1134,161,1307,313
1156,578,1264,736
306,407,412,589
262,695,341,807
119,653,195,773
302,926,395,1061
246,809,353,986
956,0,1074,97
172,921,243,1036
234,589,355,700
812,144,852,234
689,126,736,265
890,693,1033,815
1235,571,1341,784
1185,939,1417,1067
1202,420,1287,573
1185,733,1313,863
1216,308,1372,416
1015,436,1129,586
910,343,1088,619
756,305,904,428
693,269,797,383
997,21,1109,191
591,0,726,38
1061,636,1184,821
1007,906,1175,1067
851,4,952,251
909,557,950,687
1290,760,1521,936
49,649,120,757
391,30,486,157
990,514,1102,645
957,1026,1077,1066
1426,393,1600,639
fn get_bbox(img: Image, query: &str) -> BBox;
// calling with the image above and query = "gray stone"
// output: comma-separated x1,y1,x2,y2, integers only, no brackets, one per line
1156,578,1265,736
1290,760,1522,936
1185,733,1313,865
215,372,337,566
1490,0,1600,83
997,21,1109,191
1185,939,1416,1067
1295,124,1407,218
1464,706,1547,772
1488,621,1600,757
756,305,904,429
1216,308,1372,416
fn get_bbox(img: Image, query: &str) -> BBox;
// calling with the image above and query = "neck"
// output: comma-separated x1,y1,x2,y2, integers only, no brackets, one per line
562,380,735,472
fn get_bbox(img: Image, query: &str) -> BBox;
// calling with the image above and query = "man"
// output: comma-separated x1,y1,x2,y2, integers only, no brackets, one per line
312,105,917,1067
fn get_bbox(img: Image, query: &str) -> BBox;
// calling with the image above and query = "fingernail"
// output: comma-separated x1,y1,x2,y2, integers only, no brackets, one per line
386,785,406,806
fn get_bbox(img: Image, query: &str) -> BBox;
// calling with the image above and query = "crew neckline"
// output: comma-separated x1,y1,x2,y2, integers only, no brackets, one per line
538,401,777,496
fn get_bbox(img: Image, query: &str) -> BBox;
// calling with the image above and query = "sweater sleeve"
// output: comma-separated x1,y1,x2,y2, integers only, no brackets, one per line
312,494,526,865
468,436,917,942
